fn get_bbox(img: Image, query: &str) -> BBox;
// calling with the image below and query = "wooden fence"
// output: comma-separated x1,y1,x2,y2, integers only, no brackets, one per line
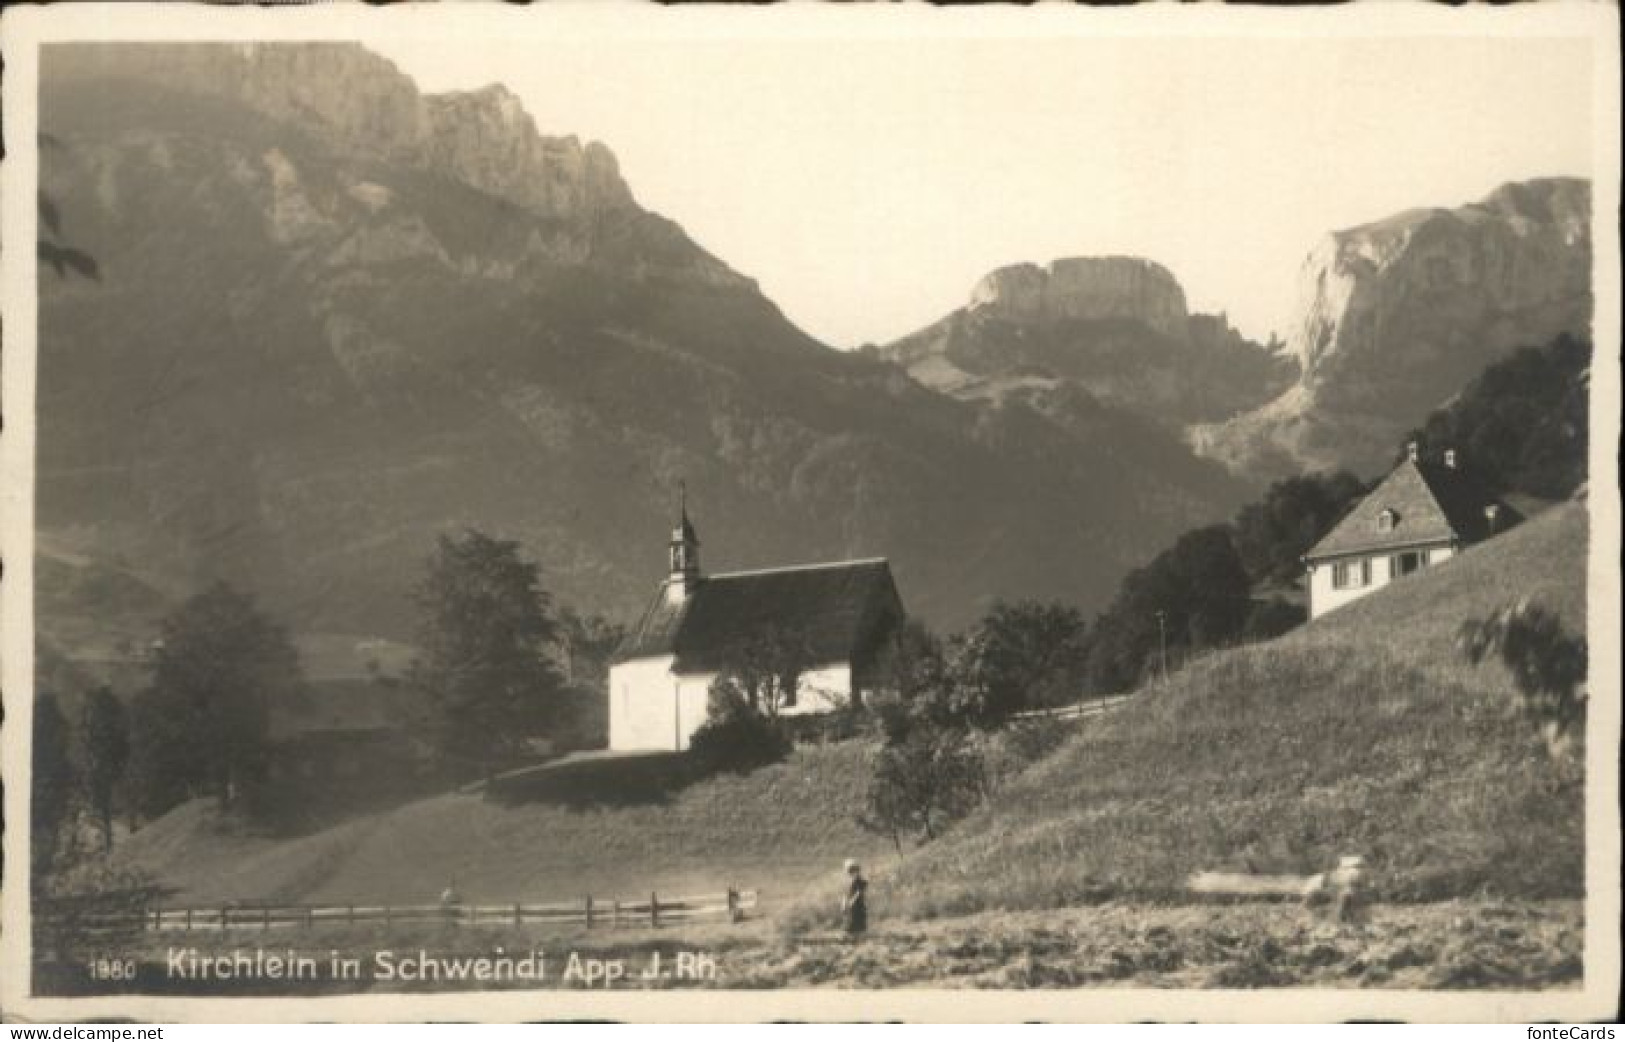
1012,694,1131,722
45,889,759,936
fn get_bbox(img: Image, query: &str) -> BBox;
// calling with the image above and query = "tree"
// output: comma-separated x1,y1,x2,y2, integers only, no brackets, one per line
954,600,1090,724
554,609,627,752
1087,524,1253,692
1241,598,1307,643
556,608,626,690
859,721,985,850
410,530,566,775
32,691,78,884
1231,471,1368,585
136,583,304,812
128,682,206,823
859,622,991,850
867,620,951,728
710,626,815,721
1458,599,1587,762
80,687,130,852
1406,334,1590,501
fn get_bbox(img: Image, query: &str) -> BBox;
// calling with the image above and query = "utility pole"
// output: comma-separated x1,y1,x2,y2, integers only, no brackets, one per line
1155,610,1169,682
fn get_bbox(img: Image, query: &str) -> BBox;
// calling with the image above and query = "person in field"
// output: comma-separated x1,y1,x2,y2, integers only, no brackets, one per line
842,858,868,938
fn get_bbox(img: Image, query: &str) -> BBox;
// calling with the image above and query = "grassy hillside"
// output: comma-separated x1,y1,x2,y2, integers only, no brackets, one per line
870,501,1588,919
115,742,892,910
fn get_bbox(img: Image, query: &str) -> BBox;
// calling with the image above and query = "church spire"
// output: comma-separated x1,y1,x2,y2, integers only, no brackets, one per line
667,480,701,600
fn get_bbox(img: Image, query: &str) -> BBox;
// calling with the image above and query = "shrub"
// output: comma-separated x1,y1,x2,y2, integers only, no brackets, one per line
686,682,792,776
1458,598,1587,763
1241,598,1307,643
858,722,985,852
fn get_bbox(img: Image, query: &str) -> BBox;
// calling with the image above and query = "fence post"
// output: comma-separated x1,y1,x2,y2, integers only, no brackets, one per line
650,891,659,929
347,904,355,926
384,904,392,929
612,900,620,928
727,888,741,923
585,895,594,930
306,907,314,929
221,905,230,931
263,906,271,931
185,907,193,932
514,902,522,927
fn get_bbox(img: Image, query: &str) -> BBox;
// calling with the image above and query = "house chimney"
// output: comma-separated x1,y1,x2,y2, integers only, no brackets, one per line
1484,503,1501,534
1406,440,1419,463
1444,448,1458,469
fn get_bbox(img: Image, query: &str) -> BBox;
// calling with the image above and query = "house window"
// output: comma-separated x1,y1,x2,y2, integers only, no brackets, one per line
1332,560,1374,590
1391,551,1426,577
1376,509,1397,532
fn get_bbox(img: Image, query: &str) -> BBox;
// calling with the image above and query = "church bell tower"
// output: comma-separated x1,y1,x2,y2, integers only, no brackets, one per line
666,482,701,603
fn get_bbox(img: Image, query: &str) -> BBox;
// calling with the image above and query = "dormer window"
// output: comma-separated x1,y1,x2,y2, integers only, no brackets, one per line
1376,508,1398,532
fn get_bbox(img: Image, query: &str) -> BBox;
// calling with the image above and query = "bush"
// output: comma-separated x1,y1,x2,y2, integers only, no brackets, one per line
1458,598,1587,763
687,683,792,776
1241,598,1307,642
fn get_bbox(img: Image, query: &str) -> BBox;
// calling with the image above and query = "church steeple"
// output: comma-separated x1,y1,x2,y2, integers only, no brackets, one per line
667,481,701,601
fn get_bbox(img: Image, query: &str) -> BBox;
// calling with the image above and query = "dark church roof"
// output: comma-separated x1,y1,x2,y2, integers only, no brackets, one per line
614,558,905,672
1305,458,1518,562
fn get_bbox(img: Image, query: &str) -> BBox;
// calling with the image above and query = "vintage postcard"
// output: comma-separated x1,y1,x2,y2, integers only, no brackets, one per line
2,1,1619,1024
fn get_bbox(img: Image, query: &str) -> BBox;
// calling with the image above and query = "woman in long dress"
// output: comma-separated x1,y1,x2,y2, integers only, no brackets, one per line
841,858,867,938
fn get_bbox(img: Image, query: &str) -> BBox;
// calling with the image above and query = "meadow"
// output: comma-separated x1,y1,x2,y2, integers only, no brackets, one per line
823,502,1586,922
113,741,893,913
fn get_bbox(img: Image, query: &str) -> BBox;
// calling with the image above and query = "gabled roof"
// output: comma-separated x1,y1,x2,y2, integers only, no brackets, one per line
1305,459,1517,562
613,558,905,673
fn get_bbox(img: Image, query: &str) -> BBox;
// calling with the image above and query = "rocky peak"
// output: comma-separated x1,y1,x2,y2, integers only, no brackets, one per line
45,42,636,223
1288,177,1591,380
1476,177,1591,230
1192,177,1592,480
969,256,1190,340
420,85,634,220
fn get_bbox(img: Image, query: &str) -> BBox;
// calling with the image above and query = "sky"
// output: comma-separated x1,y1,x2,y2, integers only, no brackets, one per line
369,25,1595,349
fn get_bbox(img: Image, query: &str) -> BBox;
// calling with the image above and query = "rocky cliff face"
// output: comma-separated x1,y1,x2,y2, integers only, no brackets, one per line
1192,178,1592,479
47,43,637,223
421,86,634,220
885,257,1294,429
968,257,1190,340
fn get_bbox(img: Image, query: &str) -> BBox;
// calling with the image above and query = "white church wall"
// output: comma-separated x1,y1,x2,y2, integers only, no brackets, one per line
674,673,715,750
781,663,852,716
609,654,679,751
609,658,856,751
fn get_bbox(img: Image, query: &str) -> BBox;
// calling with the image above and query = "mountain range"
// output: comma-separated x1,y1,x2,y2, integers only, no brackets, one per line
33,44,1593,668
884,178,1591,484
35,42,1248,655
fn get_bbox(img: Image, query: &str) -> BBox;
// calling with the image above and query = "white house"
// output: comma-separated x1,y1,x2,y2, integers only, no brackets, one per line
607,505,906,751
1303,443,1515,618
